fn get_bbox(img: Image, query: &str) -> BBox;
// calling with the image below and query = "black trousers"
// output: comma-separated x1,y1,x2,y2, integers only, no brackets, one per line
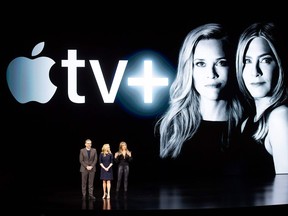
116,164,129,191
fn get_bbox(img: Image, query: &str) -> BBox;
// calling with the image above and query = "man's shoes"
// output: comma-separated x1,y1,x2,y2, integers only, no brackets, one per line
89,195,96,200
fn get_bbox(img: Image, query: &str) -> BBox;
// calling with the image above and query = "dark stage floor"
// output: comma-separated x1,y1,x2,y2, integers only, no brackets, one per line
3,174,288,216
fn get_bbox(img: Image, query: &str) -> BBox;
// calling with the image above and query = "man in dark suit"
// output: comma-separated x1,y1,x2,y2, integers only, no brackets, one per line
79,138,98,200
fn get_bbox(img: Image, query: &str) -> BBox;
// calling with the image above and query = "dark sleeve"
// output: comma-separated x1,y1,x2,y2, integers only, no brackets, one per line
79,149,86,167
99,153,103,163
127,154,133,162
79,149,83,163
114,154,120,163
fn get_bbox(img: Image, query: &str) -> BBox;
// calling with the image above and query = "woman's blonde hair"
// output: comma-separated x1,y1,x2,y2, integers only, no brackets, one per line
118,141,129,152
155,23,244,158
101,143,111,155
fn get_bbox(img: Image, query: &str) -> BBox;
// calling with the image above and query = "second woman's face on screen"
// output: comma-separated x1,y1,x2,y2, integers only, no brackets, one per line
193,39,229,100
242,37,277,99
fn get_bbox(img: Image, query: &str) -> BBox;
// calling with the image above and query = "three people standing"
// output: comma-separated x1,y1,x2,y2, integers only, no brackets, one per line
80,140,133,200
78,22,288,202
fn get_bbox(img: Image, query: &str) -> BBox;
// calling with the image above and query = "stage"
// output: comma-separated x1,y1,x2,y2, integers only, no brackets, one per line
3,174,288,215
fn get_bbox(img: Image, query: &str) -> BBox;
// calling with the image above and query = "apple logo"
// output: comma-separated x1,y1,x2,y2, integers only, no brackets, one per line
6,41,56,103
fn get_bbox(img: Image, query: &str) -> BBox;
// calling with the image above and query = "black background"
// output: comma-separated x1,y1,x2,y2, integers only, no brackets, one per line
1,1,288,213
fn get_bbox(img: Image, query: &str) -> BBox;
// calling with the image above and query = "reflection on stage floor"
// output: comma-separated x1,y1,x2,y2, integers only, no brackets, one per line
3,174,288,215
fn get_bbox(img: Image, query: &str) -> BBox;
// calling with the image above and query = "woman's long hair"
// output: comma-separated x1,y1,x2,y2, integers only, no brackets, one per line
118,141,131,154
155,23,244,158
236,22,288,142
101,143,112,156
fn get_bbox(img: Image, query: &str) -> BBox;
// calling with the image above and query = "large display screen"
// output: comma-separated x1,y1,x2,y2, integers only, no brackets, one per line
1,4,288,215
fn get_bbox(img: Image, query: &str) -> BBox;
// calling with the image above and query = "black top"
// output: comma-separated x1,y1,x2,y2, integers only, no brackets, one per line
87,149,90,159
160,120,240,183
237,117,275,177
115,153,133,166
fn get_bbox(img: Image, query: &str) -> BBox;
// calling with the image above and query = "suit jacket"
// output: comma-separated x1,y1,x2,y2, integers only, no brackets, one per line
79,148,98,172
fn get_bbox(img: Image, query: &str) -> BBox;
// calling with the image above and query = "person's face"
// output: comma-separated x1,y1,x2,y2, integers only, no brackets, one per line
242,37,277,99
193,39,229,100
85,140,92,149
121,144,127,150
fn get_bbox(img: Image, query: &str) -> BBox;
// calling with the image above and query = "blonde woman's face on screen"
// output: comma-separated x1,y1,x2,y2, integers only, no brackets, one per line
242,37,277,99
193,39,229,100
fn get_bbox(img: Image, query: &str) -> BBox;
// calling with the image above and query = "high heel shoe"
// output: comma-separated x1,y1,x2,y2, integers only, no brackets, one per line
107,194,110,199
102,193,107,199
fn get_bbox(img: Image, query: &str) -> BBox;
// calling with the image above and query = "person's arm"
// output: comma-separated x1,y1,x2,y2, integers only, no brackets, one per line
127,151,133,162
269,105,288,174
99,153,108,170
100,163,106,169
79,149,88,168
114,152,120,163
107,154,113,170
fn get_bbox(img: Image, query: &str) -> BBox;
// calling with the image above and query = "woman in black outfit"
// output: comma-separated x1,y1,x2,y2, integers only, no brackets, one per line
114,141,132,192
155,23,244,181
